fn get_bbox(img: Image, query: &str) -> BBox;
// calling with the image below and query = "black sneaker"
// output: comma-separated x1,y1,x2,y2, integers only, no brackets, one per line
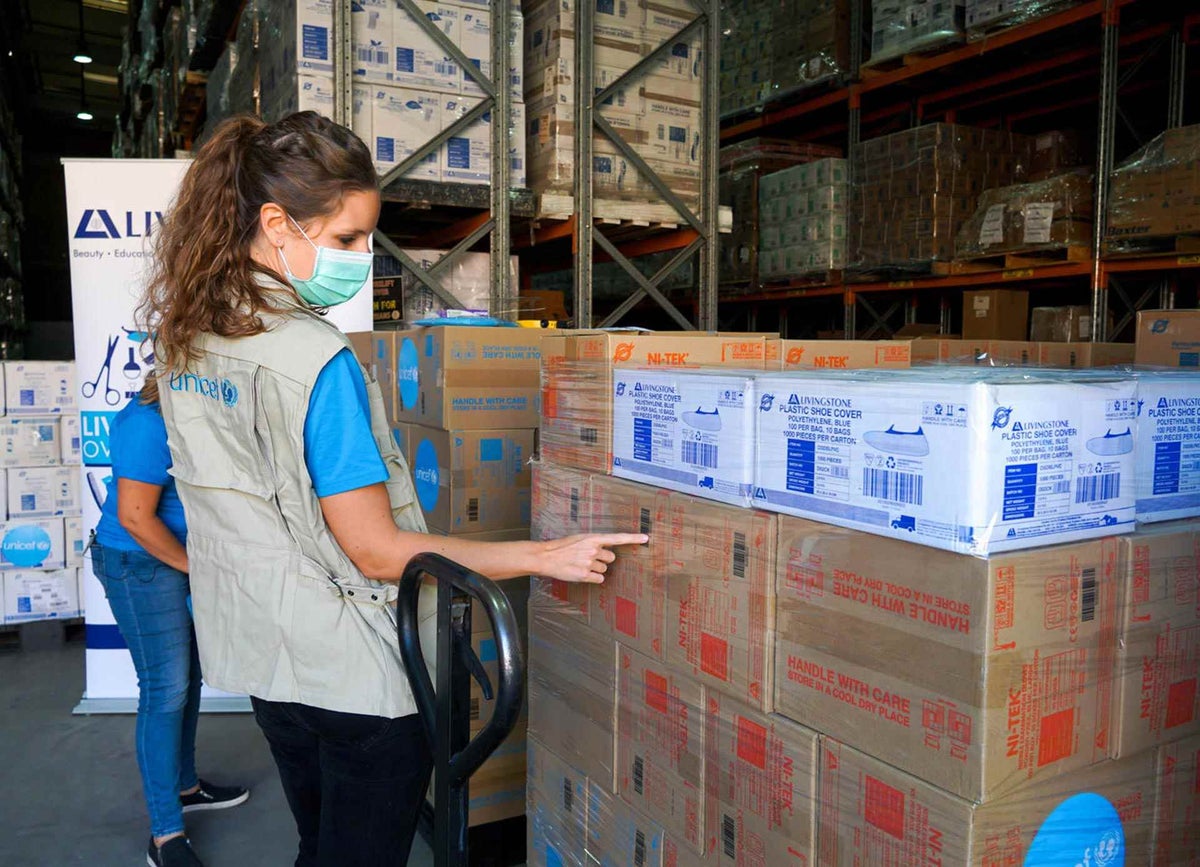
180,778,250,813
147,836,203,867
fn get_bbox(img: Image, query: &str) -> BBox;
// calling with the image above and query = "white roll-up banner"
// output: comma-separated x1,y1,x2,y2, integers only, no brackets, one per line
64,158,372,712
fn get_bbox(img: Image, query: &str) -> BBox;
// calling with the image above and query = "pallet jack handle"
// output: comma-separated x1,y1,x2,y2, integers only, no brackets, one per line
397,553,526,867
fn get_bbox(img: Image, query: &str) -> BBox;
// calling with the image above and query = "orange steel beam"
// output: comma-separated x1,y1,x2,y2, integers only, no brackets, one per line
850,262,1092,293
1101,254,1200,274
720,87,851,142
412,210,492,249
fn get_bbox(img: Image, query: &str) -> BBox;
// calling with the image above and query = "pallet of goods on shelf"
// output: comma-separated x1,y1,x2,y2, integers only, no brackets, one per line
865,0,965,68
952,168,1093,270
1107,123,1200,256
719,139,841,289
719,0,851,117
849,123,1035,274
528,341,1199,867
965,0,1086,39
523,0,702,214
758,157,849,282
373,250,519,324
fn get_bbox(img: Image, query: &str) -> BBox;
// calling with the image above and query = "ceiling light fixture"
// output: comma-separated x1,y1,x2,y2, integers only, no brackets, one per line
74,1,93,64
77,68,92,121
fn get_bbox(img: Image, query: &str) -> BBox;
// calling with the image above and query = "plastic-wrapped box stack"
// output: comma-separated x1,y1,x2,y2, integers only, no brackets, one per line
850,123,1034,271
758,157,848,281
719,0,851,116
371,325,552,827
372,250,519,324
1108,124,1200,252
965,0,1084,38
868,0,964,66
954,169,1093,259
529,336,1199,865
523,0,702,207
718,139,841,290
0,362,87,628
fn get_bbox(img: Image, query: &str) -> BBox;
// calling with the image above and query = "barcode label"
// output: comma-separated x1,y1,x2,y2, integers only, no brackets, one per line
723,813,736,858
863,468,924,505
581,427,598,445
470,696,480,720
1081,568,1096,622
569,488,579,523
633,754,645,795
634,829,646,867
562,777,574,813
468,498,480,522
1076,473,1120,504
732,532,747,579
356,47,387,65
682,440,719,468
639,507,651,536
830,465,849,480
1052,480,1071,494
433,62,457,75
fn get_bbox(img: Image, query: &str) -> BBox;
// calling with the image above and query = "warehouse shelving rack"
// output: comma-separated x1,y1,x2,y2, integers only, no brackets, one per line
717,0,1199,340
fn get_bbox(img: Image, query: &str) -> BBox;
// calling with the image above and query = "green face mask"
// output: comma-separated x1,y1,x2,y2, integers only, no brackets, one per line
278,215,372,307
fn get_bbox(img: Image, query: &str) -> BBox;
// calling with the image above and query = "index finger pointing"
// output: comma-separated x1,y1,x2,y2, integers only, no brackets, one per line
591,533,650,548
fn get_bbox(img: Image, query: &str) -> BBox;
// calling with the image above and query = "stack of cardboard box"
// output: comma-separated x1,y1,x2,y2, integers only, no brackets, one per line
523,0,703,206
719,0,851,116
966,0,1088,38
0,362,87,627
850,123,1035,270
206,0,527,186
529,334,1200,864
373,324,545,827
758,158,849,280
954,170,1094,259
1108,124,1200,248
868,0,965,66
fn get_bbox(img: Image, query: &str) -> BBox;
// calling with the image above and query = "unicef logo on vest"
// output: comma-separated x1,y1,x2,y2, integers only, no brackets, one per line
169,372,240,408
2,524,54,568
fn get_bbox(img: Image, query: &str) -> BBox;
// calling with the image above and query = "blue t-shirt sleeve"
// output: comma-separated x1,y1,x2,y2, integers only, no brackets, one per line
111,405,172,487
305,348,388,498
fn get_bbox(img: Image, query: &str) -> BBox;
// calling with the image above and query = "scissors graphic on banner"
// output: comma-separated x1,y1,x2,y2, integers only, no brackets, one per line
83,331,151,406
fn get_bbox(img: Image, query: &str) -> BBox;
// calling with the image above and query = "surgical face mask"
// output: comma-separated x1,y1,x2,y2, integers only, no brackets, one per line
277,215,372,307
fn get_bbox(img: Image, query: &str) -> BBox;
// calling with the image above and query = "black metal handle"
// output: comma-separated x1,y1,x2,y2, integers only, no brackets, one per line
396,552,525,789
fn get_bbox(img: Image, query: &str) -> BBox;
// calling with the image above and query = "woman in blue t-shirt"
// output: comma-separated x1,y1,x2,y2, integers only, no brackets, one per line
91,390,248,866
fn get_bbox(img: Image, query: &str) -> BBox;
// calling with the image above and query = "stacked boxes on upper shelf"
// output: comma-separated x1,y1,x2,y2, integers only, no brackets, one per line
868,0,965,66
1108,124,1200,250
757,157,848,281
372,324,548,827
523,0,703,207
529,333,1200,865
0,362,86,627
966,0,1086,39
850,123,1035,271
213,0,526,187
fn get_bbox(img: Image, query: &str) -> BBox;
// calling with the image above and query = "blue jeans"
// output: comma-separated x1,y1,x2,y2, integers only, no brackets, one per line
91,542,201,838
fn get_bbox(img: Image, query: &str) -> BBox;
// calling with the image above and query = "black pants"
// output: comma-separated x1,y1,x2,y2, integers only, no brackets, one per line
251,697,432,867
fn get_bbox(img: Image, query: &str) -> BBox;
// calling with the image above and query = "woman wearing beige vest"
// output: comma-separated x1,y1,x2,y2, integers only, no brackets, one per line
138,112,646,867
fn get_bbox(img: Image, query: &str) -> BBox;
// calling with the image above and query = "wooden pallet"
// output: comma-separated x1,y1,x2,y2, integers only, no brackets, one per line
534,194,734,233
943,244,1091,274
0,618,85,652
1104,234,1200,259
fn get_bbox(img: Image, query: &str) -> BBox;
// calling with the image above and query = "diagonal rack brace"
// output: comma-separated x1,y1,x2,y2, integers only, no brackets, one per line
598,236,704,329
374,230,473,313
594,232,696,331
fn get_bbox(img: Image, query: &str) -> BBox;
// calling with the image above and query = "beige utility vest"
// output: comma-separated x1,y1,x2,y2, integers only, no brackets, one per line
158,298,435,718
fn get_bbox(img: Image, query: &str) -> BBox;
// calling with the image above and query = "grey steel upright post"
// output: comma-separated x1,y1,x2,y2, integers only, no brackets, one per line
332,0,353,128
1091,2,1119,343
1168,25,1186,130
698,0,720,331
573,0,596,329
490,0,514,318
845,0,865,339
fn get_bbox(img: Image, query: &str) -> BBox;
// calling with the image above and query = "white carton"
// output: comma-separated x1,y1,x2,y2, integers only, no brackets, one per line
457,6,524,100
611,368,757,507
260,0,335,78
65,517,85,569
353,0,394,83
753,369,1138,555
371,87,443,180
7,468,80,519
0,518,67,571
393,1,461,93
443,97,526,186
1133,371,1200,523
352,83,373,150
5,362,76,415
3,569,80,623
0,417,60,468
60,414,81,464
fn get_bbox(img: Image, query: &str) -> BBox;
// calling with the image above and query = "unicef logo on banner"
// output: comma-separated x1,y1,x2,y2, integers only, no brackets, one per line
413,438,440,512
3,524,54,568
398,337,420,410
1025,792,1125,867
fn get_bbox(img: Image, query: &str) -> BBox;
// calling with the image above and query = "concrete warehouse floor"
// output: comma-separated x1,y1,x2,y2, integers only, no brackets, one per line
0,635,439,866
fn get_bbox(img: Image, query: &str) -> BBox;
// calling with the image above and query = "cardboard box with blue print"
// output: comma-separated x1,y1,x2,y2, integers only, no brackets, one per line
7,467,80,519
0,518,65,571
390,326,545,429
3,569,80,624
401,423,534,534
4,362,75,415
1136,309,1200,368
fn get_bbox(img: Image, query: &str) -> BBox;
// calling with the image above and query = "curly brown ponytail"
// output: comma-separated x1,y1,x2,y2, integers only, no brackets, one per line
139,111,376,402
